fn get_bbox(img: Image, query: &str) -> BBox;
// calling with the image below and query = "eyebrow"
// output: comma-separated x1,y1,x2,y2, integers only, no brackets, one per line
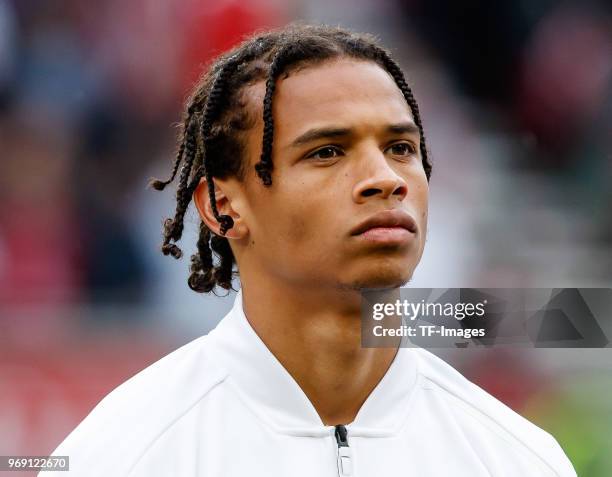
289,122,420,148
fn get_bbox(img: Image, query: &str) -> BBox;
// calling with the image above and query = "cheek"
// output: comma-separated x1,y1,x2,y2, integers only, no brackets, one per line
415,180,429,240
285,213,309,243
406,170,429,227
418,186,429,218
249,188,312,249
412,172,429,207
272,180,338,251
270,180,318,242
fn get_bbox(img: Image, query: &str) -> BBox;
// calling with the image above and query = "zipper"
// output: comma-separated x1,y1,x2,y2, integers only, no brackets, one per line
334,424,353,476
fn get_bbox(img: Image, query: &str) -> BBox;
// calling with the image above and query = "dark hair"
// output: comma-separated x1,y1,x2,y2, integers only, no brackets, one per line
150,23,432,294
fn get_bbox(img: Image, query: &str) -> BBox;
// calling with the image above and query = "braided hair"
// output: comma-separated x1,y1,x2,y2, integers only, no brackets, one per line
150,23,432,294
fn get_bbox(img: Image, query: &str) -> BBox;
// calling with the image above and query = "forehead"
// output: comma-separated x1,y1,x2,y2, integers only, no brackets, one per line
243,58,414,148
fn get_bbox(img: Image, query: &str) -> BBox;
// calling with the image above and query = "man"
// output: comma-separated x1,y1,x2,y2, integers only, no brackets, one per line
45,24,576,476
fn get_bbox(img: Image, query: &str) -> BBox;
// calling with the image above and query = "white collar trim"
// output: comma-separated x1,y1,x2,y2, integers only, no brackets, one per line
207,289,419,437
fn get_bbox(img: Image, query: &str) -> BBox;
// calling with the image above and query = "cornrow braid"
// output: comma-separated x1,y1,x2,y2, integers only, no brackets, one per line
148,110,195,192
375,49,432,179
159,116,199,259
201,58,240,235
188,221,215,293
149,140,185,192
255,45,298,185
150,23,432,295
210,234,235,288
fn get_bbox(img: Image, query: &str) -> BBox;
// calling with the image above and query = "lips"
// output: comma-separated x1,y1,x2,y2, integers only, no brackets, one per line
350,209,417,236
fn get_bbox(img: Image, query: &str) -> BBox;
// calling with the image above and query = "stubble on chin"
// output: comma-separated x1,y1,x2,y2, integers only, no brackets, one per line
335,273,413,292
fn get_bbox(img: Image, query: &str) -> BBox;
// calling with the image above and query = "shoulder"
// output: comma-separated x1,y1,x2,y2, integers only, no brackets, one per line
46,333,228,477
412,347,576,477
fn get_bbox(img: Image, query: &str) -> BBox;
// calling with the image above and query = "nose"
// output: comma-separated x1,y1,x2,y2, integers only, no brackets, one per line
352,150,409,204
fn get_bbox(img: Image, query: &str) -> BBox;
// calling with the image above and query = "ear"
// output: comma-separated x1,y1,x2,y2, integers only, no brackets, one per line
193,177,248,239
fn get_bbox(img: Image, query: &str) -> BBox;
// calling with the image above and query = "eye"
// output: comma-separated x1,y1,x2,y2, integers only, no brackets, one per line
306,146,343,160
386,142,417,157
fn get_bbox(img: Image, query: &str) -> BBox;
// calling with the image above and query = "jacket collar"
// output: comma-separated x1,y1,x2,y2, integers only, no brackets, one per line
207,288,419,437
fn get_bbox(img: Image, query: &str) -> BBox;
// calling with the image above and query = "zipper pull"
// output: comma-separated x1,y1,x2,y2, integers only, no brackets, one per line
334,424,353,476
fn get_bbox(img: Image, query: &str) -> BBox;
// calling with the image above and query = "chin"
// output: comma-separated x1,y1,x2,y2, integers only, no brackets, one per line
340,266,414,291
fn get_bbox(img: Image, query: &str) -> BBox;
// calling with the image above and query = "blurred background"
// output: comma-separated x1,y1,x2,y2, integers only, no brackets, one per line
0,0,611,475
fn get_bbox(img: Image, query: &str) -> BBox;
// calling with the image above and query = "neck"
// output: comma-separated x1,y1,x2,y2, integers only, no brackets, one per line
239,273,399,426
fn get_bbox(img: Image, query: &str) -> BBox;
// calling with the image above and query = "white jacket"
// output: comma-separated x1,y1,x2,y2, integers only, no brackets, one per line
44,289,576,476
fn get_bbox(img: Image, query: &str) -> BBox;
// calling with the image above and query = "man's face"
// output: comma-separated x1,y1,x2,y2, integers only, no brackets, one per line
231,58,428,290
